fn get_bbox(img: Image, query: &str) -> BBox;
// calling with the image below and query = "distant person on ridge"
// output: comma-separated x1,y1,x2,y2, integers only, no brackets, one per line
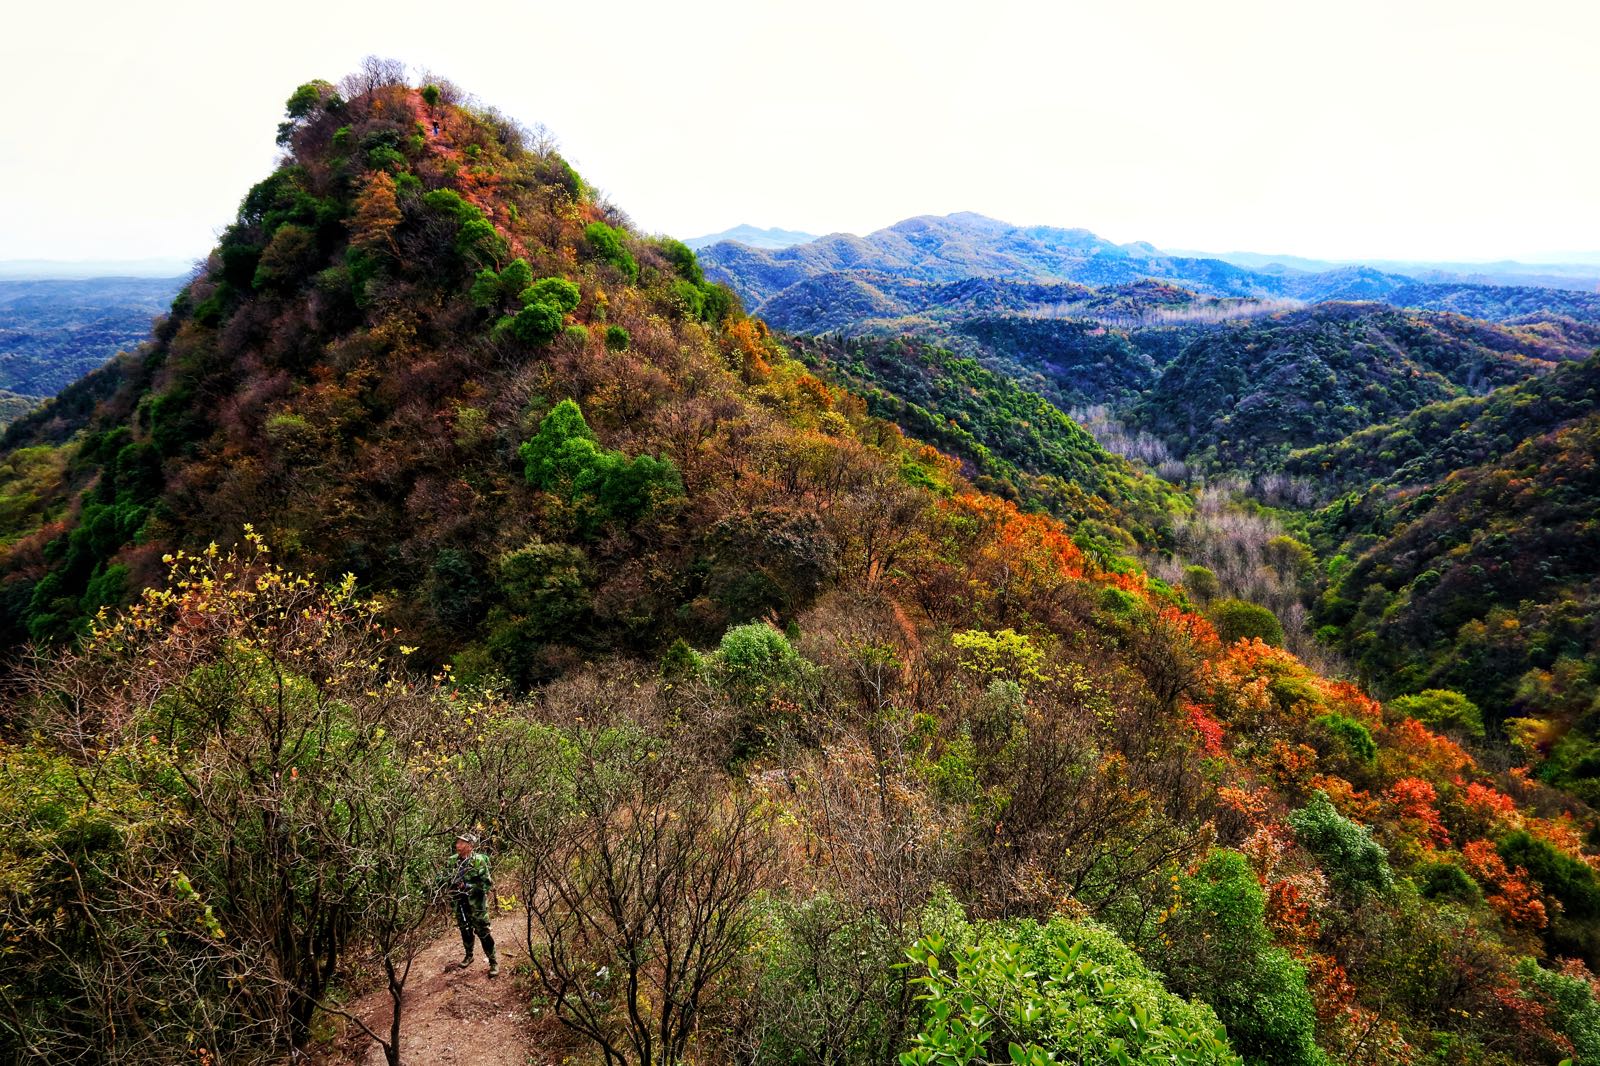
446,832,499,977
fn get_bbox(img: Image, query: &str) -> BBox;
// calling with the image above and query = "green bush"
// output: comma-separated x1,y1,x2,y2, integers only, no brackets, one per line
1183,564,1221,604
523,276,581,313
747,895,906,1065
903,907,1241,1066
659,637,704,682
1289,792,1393,897
709,622,808,703
252,223,319,290
422,189,507,268
456,217,508,268
504,301,565,344
470,258,534,309
1209,598,1285,647
284,80,337,119
365,144,406,172
701,282,740,325
1166,850,1327,1066
1389,689,1485,740
494,274,580,344
422,187,475,220
1517,957,1600,1063
518,400,682,532
671,279,706,319
605,325,630,351
496,540,591,639
583,221,638,282
1497,830,1600,921
1098,585,1143,618
1416,861,1480,904
653,237,704,285
1314,712,1377,764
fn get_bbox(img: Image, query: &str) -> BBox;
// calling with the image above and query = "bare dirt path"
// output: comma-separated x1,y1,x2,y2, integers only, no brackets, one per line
316,907,568,1066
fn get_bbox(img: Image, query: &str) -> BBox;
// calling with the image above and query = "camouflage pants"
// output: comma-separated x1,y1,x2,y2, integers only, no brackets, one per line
454,889,494,957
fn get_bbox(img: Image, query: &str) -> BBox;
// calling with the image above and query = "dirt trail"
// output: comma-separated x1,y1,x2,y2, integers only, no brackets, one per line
888,596,923,686
317,907,564,1066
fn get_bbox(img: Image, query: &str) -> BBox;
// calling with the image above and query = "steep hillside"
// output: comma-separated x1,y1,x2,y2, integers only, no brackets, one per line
8,67,1600,1066
1314,411,1600,723
0,275,184,394
788,333,1187,552
0,390,37,428
762,277,1289,411
1303,354,1600,766
1134,303,1583,473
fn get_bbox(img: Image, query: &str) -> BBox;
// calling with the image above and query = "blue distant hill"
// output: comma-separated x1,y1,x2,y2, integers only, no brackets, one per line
682,224,816,251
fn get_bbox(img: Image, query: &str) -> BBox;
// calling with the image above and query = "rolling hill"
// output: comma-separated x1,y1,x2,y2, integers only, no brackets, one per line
1133,302,1590,472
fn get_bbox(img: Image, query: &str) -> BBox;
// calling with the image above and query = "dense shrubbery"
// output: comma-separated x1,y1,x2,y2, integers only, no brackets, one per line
902,903,1241,1065
1313,410,1600,725
1289,792,1394,898
1158,851,1326,1066
518,399,682,533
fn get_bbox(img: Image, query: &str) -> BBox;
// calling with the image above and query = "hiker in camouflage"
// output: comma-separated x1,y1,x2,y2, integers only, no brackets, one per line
448,833,498,977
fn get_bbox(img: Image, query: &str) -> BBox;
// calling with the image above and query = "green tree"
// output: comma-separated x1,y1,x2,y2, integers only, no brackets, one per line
523,276,580,313
1314,712,1377,765
6,536,468,1061
1389,689,1485,740
1164,850,1327,1066
518,400,682,531
654,237,705,285
1183,564,1221,604
903,907,1242,1066
1209,598,1285,647
584,221,638,282
505,301,564,344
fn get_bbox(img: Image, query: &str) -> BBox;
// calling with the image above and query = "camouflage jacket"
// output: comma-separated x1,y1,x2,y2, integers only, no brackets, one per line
449,851,493,897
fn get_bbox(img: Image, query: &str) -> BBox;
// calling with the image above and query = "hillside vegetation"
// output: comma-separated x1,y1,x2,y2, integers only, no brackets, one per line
789,333,1187,553
1288,353,1600,497
1308,361,1600,751
4,63,1600,1066
1134,303,1585,474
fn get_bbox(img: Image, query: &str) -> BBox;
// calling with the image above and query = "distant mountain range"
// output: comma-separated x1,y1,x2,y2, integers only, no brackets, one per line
1168,248,1600,291
698,214,1600,326
681,224,816,251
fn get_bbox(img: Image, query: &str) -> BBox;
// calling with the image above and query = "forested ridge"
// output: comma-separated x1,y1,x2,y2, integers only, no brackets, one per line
4,63,1600,1066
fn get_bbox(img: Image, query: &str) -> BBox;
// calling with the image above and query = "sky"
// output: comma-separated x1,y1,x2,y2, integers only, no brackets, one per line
2,0,1596,265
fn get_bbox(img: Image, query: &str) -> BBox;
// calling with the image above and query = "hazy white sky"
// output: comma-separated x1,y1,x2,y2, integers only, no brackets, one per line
2,0,1595,264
